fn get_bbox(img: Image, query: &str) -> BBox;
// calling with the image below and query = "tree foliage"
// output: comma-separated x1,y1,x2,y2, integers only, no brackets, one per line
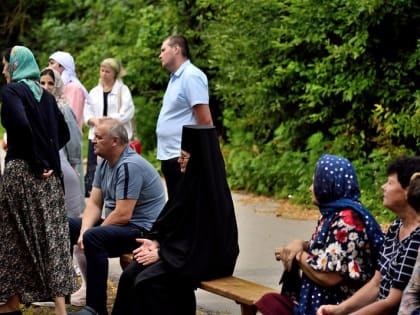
1,0,419,221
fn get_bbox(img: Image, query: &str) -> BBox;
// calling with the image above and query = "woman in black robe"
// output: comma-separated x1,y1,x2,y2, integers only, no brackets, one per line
112,125,239,315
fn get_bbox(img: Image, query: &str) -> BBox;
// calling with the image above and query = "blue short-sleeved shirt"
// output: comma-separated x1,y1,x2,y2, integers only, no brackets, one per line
156,60,209,160
93,147,166,230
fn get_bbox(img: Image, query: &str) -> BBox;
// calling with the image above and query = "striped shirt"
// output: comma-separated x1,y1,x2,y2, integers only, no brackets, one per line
93,146,165,230
378,219,420,299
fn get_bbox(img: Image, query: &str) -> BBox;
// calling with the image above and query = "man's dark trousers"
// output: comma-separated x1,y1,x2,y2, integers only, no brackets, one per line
69,217,146,315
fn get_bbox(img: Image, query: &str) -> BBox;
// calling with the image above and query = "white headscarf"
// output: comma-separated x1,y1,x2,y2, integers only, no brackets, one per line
49,51,89,100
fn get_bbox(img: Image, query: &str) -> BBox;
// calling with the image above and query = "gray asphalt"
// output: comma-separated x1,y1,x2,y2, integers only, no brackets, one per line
108,191,316,315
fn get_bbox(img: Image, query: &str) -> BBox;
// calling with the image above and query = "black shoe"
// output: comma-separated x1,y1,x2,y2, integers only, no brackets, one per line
0,311,22,315
68,305,98,315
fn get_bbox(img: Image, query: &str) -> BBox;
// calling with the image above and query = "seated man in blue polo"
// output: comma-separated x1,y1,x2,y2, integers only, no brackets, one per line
68,118,166,315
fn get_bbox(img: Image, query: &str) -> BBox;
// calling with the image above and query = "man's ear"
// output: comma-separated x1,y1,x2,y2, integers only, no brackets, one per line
112,136,120,146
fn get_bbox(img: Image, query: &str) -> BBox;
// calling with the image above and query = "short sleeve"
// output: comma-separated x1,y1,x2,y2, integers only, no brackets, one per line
307,209,373,281
184,70,209,107
92,160,104,188
115,162,143,200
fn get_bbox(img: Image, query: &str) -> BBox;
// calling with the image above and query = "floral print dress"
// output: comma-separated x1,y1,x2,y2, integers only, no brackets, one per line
294,209,380,315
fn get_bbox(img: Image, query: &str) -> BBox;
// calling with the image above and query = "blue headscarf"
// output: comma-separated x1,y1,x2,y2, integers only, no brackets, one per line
312,154,384,255
9,46,43,102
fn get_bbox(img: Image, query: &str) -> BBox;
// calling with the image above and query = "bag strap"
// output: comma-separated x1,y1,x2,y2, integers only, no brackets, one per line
117,83,137,140
117,84,122,113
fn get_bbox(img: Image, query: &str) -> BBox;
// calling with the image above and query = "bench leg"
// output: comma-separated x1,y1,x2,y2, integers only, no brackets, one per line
240,304,256,315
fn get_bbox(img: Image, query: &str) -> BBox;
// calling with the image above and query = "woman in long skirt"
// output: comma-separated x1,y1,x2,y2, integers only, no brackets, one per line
0,46,76,315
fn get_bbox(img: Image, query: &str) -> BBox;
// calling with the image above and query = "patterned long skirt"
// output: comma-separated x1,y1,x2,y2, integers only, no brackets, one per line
0,159,77,303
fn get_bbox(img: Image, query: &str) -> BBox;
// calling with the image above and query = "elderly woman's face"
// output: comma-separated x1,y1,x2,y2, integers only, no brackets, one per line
309,177,319,205
178,150,191,173
40,73,55,94
381,174,407,212
2,57,11,83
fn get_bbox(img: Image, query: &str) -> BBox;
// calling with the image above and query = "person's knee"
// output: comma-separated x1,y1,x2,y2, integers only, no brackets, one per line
82,228,104,251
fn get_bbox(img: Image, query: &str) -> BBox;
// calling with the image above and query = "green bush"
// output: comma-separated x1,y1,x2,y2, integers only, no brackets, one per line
1,0,419,224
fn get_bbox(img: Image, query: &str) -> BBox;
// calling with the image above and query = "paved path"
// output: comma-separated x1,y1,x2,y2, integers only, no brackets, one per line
108,191,316,314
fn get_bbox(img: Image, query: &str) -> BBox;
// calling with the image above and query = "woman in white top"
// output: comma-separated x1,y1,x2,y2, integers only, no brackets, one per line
83,58,135,197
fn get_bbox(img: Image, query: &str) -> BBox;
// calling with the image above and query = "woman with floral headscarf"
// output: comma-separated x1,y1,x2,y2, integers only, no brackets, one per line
0,46,76,315
254,154,384,315
317,156,420,315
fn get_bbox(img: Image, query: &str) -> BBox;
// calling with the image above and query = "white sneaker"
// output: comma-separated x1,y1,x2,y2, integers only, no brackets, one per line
71,287,86,306
32,301,55,307
74,264,81,276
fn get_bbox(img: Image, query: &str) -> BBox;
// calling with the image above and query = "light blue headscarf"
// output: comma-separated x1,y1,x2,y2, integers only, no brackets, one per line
9,46,43,102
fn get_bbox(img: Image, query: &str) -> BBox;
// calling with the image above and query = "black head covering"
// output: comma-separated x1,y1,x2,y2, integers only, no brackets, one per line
151,125,239,281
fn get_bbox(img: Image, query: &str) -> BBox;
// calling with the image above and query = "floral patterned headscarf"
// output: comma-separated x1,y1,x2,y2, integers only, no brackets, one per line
313,154,361,204
312,154,383,254
9,46,43,102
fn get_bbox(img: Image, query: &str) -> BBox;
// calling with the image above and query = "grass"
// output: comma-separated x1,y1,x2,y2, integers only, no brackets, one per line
17,278,230,315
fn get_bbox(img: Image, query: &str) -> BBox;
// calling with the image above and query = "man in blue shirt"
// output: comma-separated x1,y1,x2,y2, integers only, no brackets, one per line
156,35,213,199
68,118,166,315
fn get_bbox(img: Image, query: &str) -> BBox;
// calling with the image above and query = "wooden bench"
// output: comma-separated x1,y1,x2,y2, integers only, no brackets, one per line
199,276,278,315
120,253,133,270
120,254,277,315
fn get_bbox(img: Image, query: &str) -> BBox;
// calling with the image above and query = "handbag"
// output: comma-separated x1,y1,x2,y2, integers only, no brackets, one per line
254,262,301,315
128,139,142,154
279,259,302,301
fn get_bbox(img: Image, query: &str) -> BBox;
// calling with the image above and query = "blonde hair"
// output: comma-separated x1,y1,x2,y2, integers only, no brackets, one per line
100,58,126,78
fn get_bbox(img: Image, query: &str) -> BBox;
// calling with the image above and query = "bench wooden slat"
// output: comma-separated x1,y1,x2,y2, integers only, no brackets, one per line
121,257,278,315
199,276,277,306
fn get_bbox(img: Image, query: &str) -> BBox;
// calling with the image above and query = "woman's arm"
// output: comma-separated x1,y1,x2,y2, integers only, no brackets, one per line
297,250,343,287
61,105,82,164
275,239,309,271
109,84,134,124
350,286,402,315
317,271,381,315
83,88,101,127
63,83,86,128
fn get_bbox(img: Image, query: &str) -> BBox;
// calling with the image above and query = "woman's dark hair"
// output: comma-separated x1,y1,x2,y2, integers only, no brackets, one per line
1,47,12,62
386,156,420,189
40,68,55,81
